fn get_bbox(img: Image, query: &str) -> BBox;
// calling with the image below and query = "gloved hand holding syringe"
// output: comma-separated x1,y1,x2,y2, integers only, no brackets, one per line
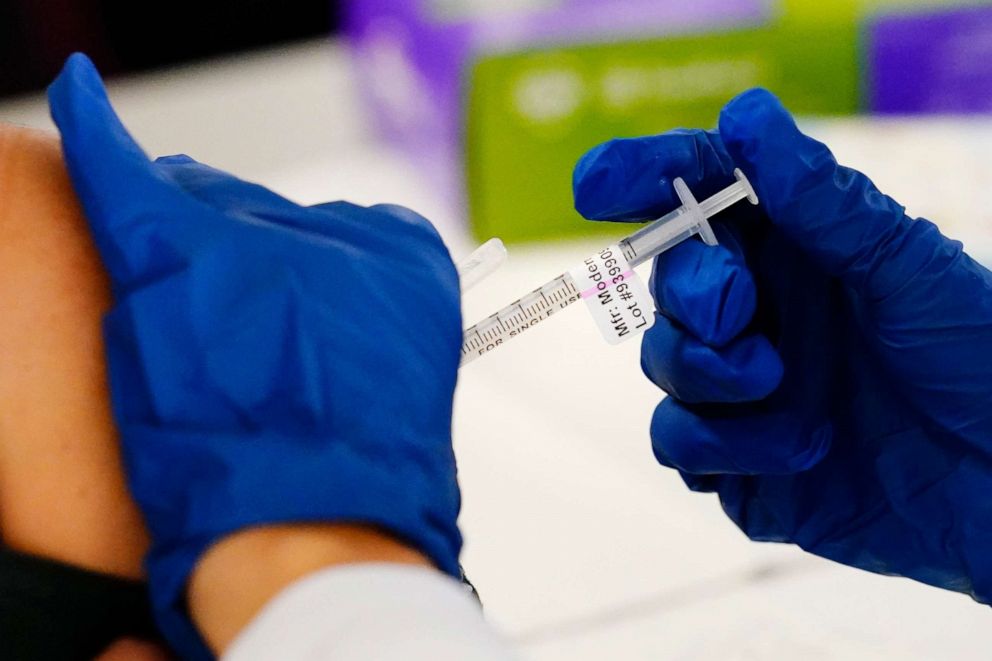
458,169,758,365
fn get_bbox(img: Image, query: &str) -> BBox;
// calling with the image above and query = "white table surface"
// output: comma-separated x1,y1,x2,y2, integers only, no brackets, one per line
3,39,990,660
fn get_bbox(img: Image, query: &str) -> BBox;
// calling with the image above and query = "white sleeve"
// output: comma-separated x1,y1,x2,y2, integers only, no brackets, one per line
223,564,522,661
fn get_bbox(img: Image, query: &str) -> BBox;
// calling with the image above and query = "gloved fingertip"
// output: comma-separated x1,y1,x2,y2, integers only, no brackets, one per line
574,131,735,224
649,398,685,469
572,141,622,220
710,261,758,346
650,397,728,474
652,239,757,347
641,322,784,404
572,137,694,221
46,52,155,193
369,203,443,240
684,333,784,402
309,201,357,213
48,54,123,136
51,52,101,94
718,88,797,154
723,335,785,400
156,154,197,165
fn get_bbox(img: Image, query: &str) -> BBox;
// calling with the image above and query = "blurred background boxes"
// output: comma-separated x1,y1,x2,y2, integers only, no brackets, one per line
869,3,992,113
347,0,992,245
3,5,992,658
4,0,989,254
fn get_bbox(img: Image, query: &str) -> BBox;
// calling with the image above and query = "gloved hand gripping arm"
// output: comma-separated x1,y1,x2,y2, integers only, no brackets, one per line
48,54,465,659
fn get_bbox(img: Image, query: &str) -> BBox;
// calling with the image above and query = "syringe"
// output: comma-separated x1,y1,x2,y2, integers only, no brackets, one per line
460,169,758,366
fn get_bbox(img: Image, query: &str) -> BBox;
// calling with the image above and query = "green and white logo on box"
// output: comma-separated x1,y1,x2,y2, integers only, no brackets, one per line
466,3,862,242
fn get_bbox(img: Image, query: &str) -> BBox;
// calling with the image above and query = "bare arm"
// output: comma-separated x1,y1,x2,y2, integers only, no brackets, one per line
0,123,149,579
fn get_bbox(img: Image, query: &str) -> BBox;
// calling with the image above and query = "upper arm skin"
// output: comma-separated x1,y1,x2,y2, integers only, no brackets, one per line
0,123,148,580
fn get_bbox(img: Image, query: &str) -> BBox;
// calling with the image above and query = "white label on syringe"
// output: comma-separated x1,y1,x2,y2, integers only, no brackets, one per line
567,245,655,345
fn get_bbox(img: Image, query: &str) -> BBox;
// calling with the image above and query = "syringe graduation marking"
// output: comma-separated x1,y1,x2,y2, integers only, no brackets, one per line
461,273,577,359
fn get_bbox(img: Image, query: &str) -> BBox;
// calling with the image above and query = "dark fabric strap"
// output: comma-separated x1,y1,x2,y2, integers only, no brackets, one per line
0,546,162,660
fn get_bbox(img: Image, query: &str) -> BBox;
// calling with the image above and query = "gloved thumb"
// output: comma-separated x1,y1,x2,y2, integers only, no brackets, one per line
719,88,942,301
48,53,190,291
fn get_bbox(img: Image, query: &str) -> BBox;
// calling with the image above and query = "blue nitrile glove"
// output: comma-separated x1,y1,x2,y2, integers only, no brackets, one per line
573,89,992,602
48,54,463,659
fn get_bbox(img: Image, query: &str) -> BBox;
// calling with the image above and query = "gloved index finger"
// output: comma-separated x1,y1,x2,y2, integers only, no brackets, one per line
572,129,737,223
649,222,757,347
48,54,183,273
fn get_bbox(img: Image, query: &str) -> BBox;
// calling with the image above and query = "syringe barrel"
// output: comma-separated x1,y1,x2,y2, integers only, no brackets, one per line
621,170,758,268
621,207,697,268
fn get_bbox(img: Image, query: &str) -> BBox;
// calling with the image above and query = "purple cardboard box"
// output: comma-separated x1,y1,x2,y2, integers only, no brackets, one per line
870,4,992,114
344,0,766,192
